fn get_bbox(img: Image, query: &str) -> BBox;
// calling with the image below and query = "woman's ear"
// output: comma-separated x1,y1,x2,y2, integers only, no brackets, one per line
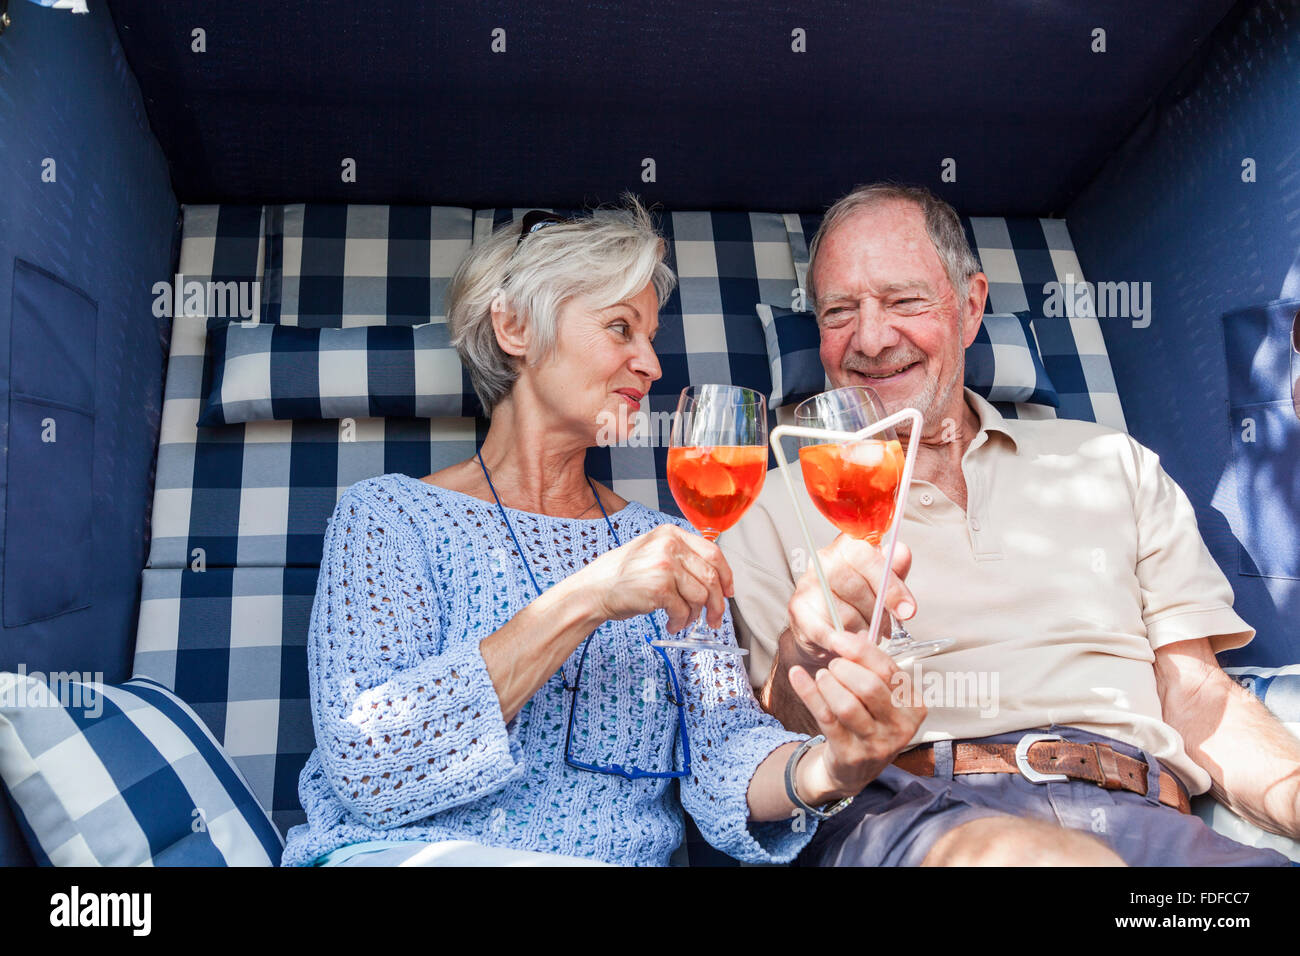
490,291,530,359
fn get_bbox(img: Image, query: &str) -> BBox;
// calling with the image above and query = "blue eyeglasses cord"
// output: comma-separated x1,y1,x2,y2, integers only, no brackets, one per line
475,449,693,780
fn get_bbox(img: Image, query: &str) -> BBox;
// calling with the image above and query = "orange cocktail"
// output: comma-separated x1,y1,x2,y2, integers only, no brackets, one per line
666,445,768,541
798,439,904,544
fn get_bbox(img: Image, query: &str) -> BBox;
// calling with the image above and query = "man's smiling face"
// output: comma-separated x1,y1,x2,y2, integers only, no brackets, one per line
813,199,982,431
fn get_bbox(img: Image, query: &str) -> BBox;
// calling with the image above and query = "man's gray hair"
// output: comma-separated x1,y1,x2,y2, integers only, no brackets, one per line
806,182,982,309
447,195,677,414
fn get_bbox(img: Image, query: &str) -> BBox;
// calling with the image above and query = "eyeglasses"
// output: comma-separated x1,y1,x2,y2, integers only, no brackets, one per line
515,209,569,247
560,629,692,781
501,210,575,287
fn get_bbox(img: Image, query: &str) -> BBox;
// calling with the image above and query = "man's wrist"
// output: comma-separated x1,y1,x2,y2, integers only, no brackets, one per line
763,628,824,736
779,623,834,672
760,627,794,712
794,743,854,806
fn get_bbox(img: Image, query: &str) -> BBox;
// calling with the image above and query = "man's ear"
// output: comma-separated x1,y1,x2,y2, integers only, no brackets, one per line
490,292,530,360
961,272,989,349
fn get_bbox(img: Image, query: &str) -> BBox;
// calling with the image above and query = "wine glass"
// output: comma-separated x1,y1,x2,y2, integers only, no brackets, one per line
794,386,953,662
651,384,767,655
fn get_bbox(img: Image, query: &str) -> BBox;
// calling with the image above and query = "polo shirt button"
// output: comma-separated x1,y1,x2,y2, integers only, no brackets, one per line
919,492,934,506
970,518,982,532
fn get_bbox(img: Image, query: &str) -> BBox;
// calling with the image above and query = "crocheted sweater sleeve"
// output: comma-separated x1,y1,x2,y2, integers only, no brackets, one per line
307,479,524,829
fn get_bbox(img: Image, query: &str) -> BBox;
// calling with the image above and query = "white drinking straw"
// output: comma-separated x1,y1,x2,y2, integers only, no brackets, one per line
769,407,923,650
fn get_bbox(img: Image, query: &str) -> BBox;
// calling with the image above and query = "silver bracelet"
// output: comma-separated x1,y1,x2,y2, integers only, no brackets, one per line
783,734,855,820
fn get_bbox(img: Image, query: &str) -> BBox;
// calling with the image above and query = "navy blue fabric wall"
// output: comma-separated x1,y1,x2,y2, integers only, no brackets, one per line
0,4,179,862
1068,0,1299,667
103,0,1236,215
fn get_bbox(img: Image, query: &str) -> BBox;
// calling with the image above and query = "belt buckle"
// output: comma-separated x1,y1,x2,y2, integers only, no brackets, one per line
1014,733,1069,783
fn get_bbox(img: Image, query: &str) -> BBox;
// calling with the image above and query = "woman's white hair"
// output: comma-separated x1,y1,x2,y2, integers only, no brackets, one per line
447,194,677,414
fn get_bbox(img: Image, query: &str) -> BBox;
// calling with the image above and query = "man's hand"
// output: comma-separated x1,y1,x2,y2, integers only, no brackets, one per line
788,629,928,801
787,533,917,669
760,534,926,799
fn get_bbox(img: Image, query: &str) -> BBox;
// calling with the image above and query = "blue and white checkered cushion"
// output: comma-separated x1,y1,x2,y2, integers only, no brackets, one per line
0,672,283,866
757,305,1058,410
965,313,1059,407
755,303,827,408
198,320,484,426
1227,666,1300,720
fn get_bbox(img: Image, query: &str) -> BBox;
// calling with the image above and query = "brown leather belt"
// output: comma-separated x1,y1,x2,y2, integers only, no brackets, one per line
893,735,1191,815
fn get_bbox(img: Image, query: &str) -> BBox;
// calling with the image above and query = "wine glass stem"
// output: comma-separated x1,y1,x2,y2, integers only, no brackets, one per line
683,607,708,642
887,614,913,648
685,533,720,642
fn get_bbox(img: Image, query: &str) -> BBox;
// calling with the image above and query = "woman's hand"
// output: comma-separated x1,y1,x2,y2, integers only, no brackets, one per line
562,523,735,634
485,522,734,722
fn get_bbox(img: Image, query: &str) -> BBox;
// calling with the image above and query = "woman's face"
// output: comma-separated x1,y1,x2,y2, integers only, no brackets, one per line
521,281,663,445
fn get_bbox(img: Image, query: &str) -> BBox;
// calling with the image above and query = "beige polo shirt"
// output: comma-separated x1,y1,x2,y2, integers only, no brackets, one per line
721,387,1254,794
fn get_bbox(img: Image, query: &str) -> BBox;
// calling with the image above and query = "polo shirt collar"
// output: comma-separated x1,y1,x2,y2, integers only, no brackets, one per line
963,387,1021,455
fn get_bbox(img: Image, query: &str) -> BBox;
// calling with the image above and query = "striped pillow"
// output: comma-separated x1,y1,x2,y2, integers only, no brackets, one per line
198,320,484,426
0,673,283,866
756,303,828,408
965,312,1059,407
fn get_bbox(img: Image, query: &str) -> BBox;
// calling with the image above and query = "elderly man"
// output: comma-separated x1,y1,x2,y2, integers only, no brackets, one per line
721,182,1299,866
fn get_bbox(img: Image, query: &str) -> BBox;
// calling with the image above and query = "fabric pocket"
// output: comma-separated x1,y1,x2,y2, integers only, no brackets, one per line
3,260,96,625
1229,400,1300,579
1223,297,1300,580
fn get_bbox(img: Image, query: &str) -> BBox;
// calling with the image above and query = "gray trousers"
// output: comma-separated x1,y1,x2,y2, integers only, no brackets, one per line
800,725,1294,867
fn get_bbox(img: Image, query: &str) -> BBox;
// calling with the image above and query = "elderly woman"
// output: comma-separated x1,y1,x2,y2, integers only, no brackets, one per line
280,198,920,867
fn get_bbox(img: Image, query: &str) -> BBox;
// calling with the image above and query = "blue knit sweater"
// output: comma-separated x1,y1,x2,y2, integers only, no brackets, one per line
281,473,816,867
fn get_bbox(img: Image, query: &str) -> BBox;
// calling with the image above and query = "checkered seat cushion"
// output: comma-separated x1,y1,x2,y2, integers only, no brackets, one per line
132,203,1125,854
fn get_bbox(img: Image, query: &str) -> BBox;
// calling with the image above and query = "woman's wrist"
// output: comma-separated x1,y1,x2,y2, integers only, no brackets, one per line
481,575,610,722
540,573,608,636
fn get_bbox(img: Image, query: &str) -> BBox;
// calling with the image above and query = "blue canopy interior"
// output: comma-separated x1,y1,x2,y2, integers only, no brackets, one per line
104,0,1238,215
0,0,1297,865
